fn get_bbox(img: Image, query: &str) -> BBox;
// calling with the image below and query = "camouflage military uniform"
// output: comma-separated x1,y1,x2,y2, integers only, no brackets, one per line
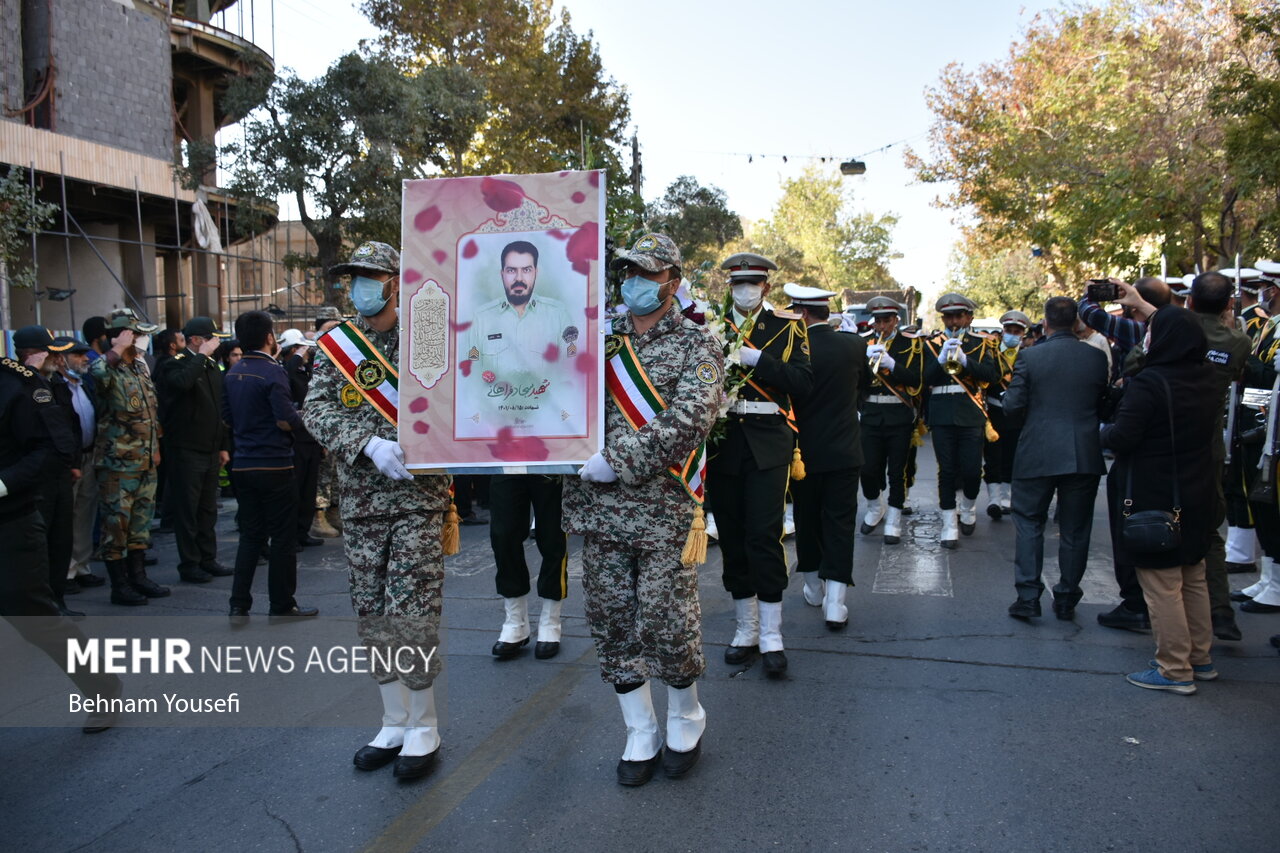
304,314,452,690
562,303,723,685
90,348,160,561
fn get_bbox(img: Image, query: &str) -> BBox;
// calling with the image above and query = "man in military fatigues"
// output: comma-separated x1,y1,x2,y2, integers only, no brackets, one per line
709,252,813,677
923,293,1001,548
90,308,166,605
982,310,1031,520
859,297,924,545
311,306,344,538
304,241,453,781
562,233,721,786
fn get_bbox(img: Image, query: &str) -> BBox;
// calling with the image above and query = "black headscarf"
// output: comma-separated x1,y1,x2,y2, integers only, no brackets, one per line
1145,305,1206,367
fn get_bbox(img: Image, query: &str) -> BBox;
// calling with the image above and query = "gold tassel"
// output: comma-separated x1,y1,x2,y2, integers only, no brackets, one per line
680,505,708,567
790,446,806,481
984,419,1000,442
441,502,461,556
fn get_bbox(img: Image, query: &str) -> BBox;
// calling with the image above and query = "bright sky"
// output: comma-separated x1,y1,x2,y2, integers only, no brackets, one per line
249,0,1069,301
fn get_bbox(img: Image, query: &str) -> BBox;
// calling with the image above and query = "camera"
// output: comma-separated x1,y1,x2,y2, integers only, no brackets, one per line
1086,279,1118,302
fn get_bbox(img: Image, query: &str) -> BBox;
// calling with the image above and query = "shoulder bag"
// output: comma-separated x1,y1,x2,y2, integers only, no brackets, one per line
1120,373,1182,554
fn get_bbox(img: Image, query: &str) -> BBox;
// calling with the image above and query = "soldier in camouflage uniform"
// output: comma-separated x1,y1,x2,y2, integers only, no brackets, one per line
304,241,453,781
311,306,344,538
562,233,723,787
89,308,167,606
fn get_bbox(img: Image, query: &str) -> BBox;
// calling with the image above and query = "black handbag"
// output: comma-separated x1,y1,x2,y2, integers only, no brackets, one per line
1119,374,1182,554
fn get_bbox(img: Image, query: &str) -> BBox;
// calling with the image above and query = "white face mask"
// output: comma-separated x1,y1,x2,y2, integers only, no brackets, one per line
134,334,152,353
732,283,764,313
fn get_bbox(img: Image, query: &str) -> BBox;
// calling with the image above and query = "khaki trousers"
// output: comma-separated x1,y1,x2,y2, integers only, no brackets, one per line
1136,561,1213,683
68,461,99,579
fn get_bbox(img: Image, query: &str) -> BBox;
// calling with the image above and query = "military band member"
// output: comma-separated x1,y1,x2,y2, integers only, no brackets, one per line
983,310,1030,520
709,252,813,677
562,233,721,786
305,241,454,780
785,283,870,629
859,296,924,545
1241,265,1274,342
923,293,1001,548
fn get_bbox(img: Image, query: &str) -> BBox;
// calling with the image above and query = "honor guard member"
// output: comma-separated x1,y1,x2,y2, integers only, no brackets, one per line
562,232,722,786
1236,265,1271,342
90,308,167,605
157,316,233,584
923,293,1001,548
784,283,870,629
305,241,454,780
983,310,1030,519
859,297,924,544
710,252,813,677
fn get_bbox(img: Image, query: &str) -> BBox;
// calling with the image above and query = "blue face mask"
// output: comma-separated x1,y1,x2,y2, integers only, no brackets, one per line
1002,332,1022,348
351,275,390,316
621,276,663,316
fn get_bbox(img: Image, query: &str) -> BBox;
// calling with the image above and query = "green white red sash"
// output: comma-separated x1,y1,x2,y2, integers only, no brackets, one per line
317,321,399,427
604,334,706,505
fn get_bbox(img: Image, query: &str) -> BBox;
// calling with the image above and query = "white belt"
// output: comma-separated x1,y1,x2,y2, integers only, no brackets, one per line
730,400,781,415
931,385,968,395
866,394,908,405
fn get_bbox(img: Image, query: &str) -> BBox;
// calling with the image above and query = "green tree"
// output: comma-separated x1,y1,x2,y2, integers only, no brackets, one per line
0,167,57,293
644,176,743,270
948,232,1062,317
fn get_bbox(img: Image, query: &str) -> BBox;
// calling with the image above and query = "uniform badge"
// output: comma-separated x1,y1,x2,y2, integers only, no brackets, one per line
354,358,387,390
128,394,141,410
695,361,721,385
605,334,623,359
33,387,52,404
340,384,363,408
468,346,480,360
563,325,579,357
801,339,810,356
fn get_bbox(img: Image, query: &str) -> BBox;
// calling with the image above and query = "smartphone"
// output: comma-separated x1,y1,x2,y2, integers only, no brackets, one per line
1086,279,1118,302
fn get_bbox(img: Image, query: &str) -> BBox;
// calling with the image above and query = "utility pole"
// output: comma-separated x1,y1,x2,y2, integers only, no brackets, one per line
630,132,642,198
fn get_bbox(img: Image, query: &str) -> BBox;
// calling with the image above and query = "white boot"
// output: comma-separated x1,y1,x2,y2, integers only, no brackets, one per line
861,494,887,533
883,506,903,544
537,598,562,643
1241,558,1273,598
999,482,1012,513
1251,559,1280,606
665,683,706,753
704,512,719,541
617,683,662,761
822,579,848,628
800,572,823,607
985,482,1001,517
1226,526,1259,566
957,494,977,533
940,509,959,549
758,601,785,653
368,680,408,749
730,597,759,648
498,595,530,643
401,685,441,757
782,503,796,538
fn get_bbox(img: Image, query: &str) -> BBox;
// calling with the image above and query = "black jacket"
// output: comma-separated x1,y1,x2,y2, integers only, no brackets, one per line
793,324,869,473
922,331,1003,427
157,348,228,453
0,358,72,522
281,351,318,445
860,331,923,428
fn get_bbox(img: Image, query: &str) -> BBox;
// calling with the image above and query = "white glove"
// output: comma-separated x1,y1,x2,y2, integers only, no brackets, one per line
1273,350,1280,371
867,344,895,373
579,452,618,483
739,347,762,368
938,338,968,367
363,436,412,481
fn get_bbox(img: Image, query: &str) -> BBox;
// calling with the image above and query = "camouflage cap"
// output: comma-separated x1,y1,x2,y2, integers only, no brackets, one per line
611,233,682,273
329,241,400,278
106,307,160,334
315,305,343,322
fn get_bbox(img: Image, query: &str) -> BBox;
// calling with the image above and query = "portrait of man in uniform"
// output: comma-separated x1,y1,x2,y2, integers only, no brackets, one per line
454,233,588,441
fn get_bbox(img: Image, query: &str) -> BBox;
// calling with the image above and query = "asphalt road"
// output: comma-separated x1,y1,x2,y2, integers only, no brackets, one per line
2,442,1278,853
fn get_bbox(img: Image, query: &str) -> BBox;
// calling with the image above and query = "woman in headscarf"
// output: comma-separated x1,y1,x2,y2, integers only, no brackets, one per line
1101,306,1219,695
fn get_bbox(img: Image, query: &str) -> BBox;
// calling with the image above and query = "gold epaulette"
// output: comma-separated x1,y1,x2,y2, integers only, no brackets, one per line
772,309,803,321
1,357,34,378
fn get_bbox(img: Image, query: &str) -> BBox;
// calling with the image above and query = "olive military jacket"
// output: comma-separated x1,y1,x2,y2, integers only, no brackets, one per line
89,350,159,472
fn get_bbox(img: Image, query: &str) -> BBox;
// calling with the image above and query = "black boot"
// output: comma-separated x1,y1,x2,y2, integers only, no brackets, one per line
106,559,147,606
127,550,170,598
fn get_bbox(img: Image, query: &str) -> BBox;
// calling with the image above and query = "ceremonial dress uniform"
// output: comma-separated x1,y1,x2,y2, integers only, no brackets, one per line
89,308,166,604
982,310,1030,519
859,297,923,544
708,252,813,675
1237,289,1280,614
923,293,1001,548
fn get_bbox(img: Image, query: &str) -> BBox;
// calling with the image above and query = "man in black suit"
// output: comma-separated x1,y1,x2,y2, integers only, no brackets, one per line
709,253,813,677
785,284,871,631
1002,297,1110,620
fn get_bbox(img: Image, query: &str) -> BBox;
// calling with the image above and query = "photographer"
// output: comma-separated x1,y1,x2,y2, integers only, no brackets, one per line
1077,277,1172,357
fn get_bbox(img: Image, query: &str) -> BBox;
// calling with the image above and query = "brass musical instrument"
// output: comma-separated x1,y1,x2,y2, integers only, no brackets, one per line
941,332,964,375
868,334,884,373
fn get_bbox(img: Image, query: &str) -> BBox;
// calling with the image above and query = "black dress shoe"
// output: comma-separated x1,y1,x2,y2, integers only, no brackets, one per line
268,606,319,624
986,504,1002,520
202,562,233,577
1230,590,1254,602
179,567,214,584
959,521,976,536
1225,561,1258,574
299,534,323,547
143,554,158,567
762,650,788,678
1240,600,1280,613
826,618,847,631
59,604,87,622
1212,614,1243,641
229,606,249,628
1097,603,1151,631
1053,603,1075,621
616,752,661,786
662,742,701,778
859,520,880,535
724,644,756,665
393,750,438,780
63,579,82,595
534,641,560,660
491,637,529,659
354,744,400,771
76,573,106,588
901,506,914,516
1008,598,1041,620
940,540,957,550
